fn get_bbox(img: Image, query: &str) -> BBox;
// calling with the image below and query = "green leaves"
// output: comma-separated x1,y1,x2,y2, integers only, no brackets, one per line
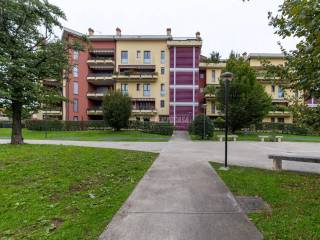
217,56,272,132
269,0,320,96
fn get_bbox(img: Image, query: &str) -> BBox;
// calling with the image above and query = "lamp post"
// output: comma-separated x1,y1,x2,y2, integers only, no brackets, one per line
202,104,207,140
220,72,233,170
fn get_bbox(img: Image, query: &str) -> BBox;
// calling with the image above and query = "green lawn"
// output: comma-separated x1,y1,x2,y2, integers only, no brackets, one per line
191,131,320,142
0,128,170,142
211,163,320,240
0,144,158,239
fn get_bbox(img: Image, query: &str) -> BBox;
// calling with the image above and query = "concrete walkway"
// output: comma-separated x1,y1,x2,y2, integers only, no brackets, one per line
99,131,262,240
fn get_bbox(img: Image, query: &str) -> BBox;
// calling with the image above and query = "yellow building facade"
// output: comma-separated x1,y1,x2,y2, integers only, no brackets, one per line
114,40,170,122
201,53,299,124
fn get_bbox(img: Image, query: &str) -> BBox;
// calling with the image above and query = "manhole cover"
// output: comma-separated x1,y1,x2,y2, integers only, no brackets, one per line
236,196,271,213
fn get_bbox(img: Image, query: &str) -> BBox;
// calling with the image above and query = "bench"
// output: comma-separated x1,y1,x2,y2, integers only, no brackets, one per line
268,154,320,170
258,135,269,142
258,135,283,142
275,136,283,142
217,135,238,142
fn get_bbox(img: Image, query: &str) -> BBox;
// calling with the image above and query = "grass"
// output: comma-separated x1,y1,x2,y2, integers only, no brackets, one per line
191,131,320,142
0,144,158,239
211,162,320,240
0,128,170,142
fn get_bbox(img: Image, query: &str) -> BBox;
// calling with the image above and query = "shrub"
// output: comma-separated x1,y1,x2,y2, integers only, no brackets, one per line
188,115,214,139
102,91,132,131
213,117,225,130
129,121,174,136
25,120,107,131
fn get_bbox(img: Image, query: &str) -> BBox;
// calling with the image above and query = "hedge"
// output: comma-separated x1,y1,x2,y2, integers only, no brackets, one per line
255,122,312,135
25,120,175,136
25,120,107,131
128,121,174,136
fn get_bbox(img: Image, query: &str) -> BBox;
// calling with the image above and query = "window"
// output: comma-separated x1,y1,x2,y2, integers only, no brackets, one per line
136,117,141,121
144,51,151,64
161,67,165,75
121,51,128,64
200,73,205,79
73,116,79,121
121,83,128,95
143,117,150,122
136,50,141,59
73,99,78,113
161,50,165,64
271,117,275,123
271,84,275,93
143,84,151,96
211,103,216,113
136,83,140,91
160,84,165,96
73,82,79,95
73,65,78,77
73,50,79,61
278,86,284,98
212,70,216,82
160,100,165,108
278,117,285,123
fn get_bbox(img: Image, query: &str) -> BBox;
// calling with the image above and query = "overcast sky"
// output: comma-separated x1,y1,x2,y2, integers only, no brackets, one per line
50,0,297,58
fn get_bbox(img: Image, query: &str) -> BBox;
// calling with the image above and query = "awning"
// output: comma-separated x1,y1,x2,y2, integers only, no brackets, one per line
131,98,155,102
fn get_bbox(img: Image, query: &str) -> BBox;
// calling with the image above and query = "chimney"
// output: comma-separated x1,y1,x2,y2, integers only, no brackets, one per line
88,28,94,36
196,31,201,40
116,27,121,36
166,28,172,36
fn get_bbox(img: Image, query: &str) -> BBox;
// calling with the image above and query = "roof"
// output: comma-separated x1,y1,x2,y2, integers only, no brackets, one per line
62,27,198,41
248,53,285,59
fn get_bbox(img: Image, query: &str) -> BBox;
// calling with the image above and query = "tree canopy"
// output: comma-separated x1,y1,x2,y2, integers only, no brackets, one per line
217,55,272,132
268,0,320,97
0,0,85,144
102,91,132,131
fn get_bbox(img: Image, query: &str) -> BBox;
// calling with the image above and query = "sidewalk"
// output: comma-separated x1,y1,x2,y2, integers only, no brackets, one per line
99,131,262,240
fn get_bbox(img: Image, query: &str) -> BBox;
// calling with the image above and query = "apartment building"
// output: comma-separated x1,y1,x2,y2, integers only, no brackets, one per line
201,53,302,124
62,27,202,129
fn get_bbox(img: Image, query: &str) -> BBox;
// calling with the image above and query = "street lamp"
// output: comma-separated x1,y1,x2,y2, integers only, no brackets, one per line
202,104,207,140
220,72,233,170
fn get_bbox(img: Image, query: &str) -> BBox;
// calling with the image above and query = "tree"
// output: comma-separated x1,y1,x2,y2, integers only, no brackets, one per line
268,0,320,97
102,91,132,131
202,51,221,63
217,55,272,133
0,0,84,144
188,115,214,140
204,85,216,96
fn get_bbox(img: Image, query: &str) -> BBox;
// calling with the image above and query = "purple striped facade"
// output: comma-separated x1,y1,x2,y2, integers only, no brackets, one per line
169,47,201,130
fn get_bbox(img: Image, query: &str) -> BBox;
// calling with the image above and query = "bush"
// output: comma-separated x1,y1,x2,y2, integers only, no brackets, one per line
255,122,312,135
0,121,12,128
188,115,214,139
129,121,174,136
213,117,225,130
102,91,132,131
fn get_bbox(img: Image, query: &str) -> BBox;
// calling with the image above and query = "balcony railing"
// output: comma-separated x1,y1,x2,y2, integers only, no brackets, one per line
87,92,105,100
114,72,158,80
87,73,114,85
87,57,115,66
132,109,157,115
87,107,103,116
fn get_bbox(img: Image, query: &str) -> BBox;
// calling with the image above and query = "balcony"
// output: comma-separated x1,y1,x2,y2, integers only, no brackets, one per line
205,93,216,99
87,107,103,116
114,72,158,81
87,92,105,100
268,111,291,117
87,57,115,70
272,98,289,104
43,107,62,116
87,73,114,86
132,109,157,116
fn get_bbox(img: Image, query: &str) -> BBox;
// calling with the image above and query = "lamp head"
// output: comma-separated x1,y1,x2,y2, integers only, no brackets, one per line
221,72,234,82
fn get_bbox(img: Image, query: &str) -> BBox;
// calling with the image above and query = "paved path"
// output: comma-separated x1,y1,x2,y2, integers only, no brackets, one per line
99,131,262,240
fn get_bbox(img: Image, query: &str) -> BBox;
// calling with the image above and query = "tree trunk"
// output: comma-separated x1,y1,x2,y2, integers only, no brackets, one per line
11,101,24,144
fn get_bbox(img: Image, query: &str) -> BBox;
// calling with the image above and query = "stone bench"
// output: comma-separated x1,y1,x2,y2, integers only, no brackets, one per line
258,135,283,142
217,135,238,142
268,154,320,170
275,136,283,142
258,135,269,142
